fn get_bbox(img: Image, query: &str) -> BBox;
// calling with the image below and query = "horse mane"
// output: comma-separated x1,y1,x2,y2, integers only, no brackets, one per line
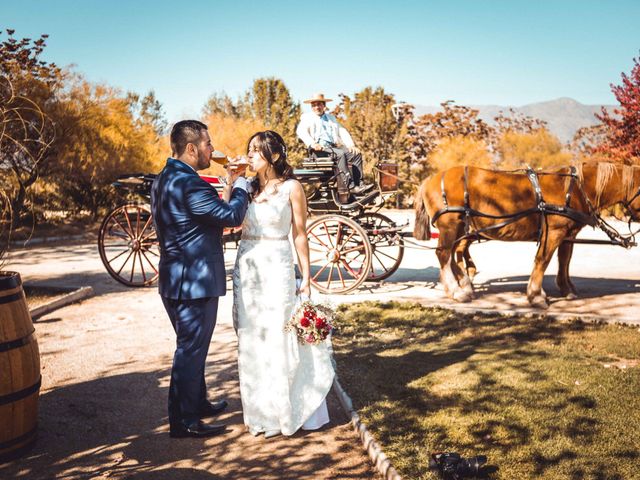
575,162,639,207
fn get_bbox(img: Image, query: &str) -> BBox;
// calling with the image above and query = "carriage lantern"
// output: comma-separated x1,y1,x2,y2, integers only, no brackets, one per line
377,162,399,192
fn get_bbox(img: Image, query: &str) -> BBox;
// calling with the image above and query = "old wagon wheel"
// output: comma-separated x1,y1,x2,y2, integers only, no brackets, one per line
355,212,404,281
307,215,372,294
98,204,159,287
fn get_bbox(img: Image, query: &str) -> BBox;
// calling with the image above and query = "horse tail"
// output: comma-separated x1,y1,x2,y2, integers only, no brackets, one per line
413,180,431,240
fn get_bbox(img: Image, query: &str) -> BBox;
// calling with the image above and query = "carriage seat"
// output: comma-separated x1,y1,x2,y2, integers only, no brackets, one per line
300,157,336,170
293,167,334,182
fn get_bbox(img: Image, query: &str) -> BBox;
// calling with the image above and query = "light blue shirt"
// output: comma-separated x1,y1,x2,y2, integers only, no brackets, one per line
317,114,336,147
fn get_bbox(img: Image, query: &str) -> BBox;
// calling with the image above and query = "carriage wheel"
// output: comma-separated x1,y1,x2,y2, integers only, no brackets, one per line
355,212,405,281
98,204,159,287
307,215,372,294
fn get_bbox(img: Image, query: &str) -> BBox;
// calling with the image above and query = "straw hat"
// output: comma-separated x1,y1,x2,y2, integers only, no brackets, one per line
303,93,333,104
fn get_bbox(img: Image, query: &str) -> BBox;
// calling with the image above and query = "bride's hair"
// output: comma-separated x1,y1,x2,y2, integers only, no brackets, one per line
247,130,295,199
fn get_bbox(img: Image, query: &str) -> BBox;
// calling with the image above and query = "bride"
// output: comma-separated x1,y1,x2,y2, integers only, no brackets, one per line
232,130,335,438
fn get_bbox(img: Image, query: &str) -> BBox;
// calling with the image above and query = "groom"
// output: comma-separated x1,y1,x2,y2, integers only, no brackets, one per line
151,120,248,438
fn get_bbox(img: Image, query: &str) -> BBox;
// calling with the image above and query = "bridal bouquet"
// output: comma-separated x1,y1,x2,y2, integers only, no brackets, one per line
285,300,336,345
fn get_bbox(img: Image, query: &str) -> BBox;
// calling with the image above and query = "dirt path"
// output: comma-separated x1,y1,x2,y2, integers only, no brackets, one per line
0,248,378,479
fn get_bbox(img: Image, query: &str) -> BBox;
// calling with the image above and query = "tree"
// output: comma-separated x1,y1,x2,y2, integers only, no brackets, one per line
201,112,266,176
404,101,492,186
488,108,548,152
51,78,160,219
202,78,303,163
429,136,493,173
202,92,248,119
569,124,609,160
336,87,410,168
334,87,411,203
127,90,168,138
496,128,571,169
0,28,60,225
595,53,640,164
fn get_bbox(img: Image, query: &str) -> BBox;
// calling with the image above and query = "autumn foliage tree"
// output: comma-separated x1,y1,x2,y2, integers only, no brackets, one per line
496,128,571,169
1,29,59,226
201,112,266,176
594,53,640,164
335,87,410,171
50,77,163,219
2,28,168,226
203,78,303,163
428,136,493,173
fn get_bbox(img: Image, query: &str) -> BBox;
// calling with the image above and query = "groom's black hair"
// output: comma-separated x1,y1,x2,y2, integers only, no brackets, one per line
170,120,208,157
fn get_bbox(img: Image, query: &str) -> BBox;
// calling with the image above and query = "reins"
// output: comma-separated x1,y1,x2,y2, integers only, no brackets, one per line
431,166,638,249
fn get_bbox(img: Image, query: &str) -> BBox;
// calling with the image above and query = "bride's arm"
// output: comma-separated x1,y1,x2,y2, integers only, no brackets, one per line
290,180,311,297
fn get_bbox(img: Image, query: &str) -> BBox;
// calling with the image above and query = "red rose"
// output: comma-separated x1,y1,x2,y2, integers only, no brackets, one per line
300,317,311,328
315,317,325,329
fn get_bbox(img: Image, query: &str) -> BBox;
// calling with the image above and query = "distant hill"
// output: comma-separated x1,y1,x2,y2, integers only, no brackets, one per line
412,97,614,144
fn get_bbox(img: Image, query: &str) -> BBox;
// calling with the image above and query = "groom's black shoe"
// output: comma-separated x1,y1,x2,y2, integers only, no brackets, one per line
198,399,228,418
170,420,227,438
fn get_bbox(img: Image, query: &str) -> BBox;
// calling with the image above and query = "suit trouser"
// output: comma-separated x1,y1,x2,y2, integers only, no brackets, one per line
161,295,219,426
317,147,363,187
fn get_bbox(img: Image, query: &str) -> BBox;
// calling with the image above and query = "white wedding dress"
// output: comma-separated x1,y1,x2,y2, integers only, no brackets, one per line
233,179,335,436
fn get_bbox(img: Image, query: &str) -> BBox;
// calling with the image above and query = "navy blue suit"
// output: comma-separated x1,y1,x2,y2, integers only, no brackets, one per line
151,158,248,427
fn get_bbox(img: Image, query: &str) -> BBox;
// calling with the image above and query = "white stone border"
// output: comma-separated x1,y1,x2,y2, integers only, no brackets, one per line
30,286,94,320
333,377,403,480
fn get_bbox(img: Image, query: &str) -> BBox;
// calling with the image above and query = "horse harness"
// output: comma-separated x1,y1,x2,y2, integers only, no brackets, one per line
430,166,606,246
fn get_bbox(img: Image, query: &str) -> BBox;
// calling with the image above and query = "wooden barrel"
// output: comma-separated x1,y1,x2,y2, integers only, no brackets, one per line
0,271,40,462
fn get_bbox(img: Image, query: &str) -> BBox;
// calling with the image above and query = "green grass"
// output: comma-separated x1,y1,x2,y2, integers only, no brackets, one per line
333,302,640,480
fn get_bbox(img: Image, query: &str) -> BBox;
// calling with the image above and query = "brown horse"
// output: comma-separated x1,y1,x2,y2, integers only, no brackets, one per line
414,162,640,308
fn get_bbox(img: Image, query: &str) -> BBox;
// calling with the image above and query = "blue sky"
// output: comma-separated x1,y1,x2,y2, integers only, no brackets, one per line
3,0,640,122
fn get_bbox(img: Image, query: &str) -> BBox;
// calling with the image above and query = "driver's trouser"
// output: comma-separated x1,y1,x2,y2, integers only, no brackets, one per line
317,147,363,189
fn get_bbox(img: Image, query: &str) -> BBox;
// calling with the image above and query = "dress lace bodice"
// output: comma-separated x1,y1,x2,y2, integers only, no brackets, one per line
241,180,293,239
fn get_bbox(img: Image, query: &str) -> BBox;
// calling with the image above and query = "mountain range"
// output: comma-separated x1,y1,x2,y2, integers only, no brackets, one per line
412,97,615,144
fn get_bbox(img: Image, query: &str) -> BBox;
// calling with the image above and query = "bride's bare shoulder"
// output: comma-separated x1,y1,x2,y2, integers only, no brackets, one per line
286,178,304,194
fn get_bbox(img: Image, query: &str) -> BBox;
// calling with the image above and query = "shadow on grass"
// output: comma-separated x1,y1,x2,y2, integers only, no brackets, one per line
333,303,640,479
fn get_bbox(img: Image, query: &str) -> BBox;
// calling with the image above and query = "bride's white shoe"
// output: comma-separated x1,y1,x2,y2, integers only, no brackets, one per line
264,430,281,439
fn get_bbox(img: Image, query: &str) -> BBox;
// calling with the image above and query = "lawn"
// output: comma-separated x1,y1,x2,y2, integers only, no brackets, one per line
333,302,640,479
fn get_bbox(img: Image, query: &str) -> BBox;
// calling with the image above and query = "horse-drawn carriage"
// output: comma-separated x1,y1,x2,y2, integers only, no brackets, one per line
99,155,640,306
97,173,241,287
97,154,408,293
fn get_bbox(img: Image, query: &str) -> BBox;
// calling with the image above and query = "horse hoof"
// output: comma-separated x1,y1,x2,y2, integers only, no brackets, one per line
453,290,473,303
529,296,549,309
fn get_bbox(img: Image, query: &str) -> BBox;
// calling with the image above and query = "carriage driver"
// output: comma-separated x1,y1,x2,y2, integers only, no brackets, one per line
296,93,371,195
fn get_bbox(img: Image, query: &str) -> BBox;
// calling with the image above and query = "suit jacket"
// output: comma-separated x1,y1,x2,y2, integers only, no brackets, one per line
296,112,355,149
151,158,248,299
